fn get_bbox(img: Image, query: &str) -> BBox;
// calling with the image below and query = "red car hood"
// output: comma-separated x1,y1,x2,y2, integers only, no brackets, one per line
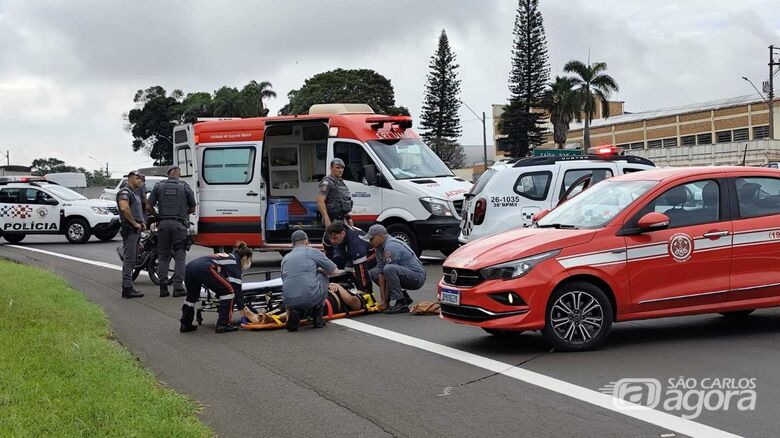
445,227,597,270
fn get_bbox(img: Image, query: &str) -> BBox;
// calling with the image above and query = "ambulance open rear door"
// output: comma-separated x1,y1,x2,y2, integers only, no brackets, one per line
173,124,199,235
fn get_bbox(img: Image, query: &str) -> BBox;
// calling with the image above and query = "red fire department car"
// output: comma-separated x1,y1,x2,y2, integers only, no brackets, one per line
439,166,780,351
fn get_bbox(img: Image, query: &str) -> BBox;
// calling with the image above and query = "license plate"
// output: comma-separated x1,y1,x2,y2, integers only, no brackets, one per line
440,288,461,306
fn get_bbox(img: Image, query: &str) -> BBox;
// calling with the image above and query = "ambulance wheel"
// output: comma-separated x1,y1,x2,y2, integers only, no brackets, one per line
386,223,421,256
3,233,25,244
95,230,118,241
542,281,613,352
65,218,92,244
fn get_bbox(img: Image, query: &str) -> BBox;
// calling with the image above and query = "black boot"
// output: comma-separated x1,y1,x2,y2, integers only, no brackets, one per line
215,299,238,333
180,305,197,333
172,285,186,297
401,290,414,306
122,286,144,299
159,283,169,298
286,308,301,332
312,305,326,329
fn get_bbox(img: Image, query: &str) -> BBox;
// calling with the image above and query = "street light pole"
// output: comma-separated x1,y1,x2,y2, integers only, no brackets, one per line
769,45,778,139
0,150,8,166
88,156,109,177
460,100,488,170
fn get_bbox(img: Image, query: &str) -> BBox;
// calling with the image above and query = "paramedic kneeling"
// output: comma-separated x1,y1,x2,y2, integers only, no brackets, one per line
363,224,426,314
179,242,254,333
323,222,376,293
281,230,340,331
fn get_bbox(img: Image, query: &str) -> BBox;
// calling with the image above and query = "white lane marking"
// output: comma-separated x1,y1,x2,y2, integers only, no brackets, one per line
4,244,739,438
332,319,739,438
4,245,148,276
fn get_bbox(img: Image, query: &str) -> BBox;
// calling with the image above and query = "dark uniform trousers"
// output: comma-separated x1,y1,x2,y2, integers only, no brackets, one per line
157,219,188,288
181,255,244,327
121,227,141,289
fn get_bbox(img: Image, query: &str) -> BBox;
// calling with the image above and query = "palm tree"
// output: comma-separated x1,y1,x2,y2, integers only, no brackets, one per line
242,80,277,116
540,76,578,148
563,60,619,149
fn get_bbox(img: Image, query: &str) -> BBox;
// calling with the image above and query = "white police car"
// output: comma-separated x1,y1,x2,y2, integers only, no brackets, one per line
0,178,120,244
459,146,655,244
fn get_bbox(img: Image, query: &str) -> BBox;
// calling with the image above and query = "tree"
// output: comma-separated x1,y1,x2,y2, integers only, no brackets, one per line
498,0,550,157
428,138,466,169
240,80,276,117
540,76,579,148
125,86,181,166
31,158,66,176
564,60,619,149
279,69,409,116
179,92,214,123
420,30,466,168
85,168,112,187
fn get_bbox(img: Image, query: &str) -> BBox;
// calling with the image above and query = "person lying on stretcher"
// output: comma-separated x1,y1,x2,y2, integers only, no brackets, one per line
243,283,376,327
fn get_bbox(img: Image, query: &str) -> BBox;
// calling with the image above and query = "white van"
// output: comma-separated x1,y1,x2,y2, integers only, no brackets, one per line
172,104,473,255
459,147,654,244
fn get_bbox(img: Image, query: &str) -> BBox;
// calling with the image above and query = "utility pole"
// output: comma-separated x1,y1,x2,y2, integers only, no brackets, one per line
0,150,8,166
769,45,779,139
461,100,489,170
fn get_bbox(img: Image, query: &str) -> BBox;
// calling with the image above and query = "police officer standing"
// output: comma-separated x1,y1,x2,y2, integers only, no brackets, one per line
317,158,353,226
117,170,146,299
147,165,196,297
362,224,425,314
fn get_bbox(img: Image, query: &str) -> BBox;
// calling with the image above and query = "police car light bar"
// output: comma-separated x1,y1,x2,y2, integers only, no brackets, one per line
588,145,624,155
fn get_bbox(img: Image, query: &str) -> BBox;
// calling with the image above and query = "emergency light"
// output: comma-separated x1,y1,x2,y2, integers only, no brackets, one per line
588,145,624,156
365,116,413,130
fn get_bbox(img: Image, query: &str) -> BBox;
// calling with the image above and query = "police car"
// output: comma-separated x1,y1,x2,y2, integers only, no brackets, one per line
0,178,120,244
459,146,655,245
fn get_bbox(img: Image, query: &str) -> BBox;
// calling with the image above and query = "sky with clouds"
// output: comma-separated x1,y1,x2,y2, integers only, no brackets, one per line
1,0,778,174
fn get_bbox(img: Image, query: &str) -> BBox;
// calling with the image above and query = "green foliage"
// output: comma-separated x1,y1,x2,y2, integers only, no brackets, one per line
278,69,409,116
564,60,619,149
126,81,277,165
420,30,466,168
540,76,579,148
498,0,550,157
0,260,211,437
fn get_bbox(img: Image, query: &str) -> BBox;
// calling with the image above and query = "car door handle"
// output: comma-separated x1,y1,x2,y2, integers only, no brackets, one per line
246,191,259,197
703,230,730,238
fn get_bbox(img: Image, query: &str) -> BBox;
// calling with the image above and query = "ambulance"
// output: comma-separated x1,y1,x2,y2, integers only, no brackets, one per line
172,104,473,255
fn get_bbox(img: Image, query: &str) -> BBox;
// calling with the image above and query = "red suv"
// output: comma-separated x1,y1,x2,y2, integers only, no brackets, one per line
439,167,780,351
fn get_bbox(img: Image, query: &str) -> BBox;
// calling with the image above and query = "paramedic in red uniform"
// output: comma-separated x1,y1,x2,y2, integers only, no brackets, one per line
179,242,254,333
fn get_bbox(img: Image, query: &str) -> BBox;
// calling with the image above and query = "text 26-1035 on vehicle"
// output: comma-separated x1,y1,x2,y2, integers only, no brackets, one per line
440,166,780,351
172,103,472,255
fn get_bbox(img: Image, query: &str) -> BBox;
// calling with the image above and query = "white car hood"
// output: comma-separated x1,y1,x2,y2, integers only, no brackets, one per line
395,176,472,201
66,198,116,208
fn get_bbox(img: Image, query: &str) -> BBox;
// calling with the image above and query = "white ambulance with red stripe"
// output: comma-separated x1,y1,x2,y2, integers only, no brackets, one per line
172,104,472,254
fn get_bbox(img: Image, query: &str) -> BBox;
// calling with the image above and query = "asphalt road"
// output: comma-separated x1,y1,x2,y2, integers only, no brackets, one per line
3,235,779,437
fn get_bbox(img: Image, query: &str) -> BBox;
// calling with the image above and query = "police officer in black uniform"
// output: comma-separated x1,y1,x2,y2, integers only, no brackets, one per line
147,165,196,297
116,170,146,299
317,158,353,226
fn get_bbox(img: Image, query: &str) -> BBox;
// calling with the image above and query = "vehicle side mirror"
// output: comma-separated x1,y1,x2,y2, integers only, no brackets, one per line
637,212,670,231
44,198,59,206
532,209,550,223
363,165,378,186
